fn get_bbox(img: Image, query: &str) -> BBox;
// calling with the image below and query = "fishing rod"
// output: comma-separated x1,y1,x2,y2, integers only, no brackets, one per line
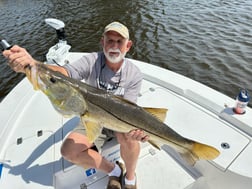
1,18,70,66
0,38,12,51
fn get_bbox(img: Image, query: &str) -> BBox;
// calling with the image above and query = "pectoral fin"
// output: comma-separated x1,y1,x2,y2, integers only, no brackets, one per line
143,107,168,122
81,115,103,143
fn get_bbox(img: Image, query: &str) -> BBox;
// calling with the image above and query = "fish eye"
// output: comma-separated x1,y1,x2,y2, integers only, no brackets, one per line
50,77,57,83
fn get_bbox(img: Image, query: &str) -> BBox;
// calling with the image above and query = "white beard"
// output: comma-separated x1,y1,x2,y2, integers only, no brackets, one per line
103,48,126,64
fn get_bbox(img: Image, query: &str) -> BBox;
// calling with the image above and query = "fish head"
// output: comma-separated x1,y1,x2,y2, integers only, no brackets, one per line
25,63,87,116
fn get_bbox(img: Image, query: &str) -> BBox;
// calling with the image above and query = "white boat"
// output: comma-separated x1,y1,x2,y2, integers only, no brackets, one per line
0,19,252,189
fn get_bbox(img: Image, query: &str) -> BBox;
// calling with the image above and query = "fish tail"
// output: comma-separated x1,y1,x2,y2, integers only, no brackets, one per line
179,142,220,166
192,142,220,161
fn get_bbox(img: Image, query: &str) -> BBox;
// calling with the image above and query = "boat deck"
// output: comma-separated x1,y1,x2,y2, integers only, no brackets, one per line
0,53,252,188
0,78,198,189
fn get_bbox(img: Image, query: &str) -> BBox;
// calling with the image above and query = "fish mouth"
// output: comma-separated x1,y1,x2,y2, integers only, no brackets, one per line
25,63,51,91
25,64,40,90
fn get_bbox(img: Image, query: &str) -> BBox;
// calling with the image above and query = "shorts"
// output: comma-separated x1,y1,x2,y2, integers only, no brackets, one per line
73,120,115,152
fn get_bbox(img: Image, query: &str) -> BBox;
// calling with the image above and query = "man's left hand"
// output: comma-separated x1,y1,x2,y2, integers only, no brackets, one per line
127,129,149,142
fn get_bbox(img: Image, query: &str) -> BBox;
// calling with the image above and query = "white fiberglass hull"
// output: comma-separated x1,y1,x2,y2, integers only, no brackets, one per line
0,52,251,189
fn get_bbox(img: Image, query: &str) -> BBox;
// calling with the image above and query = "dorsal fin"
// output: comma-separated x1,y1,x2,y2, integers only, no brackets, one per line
143,107,168,122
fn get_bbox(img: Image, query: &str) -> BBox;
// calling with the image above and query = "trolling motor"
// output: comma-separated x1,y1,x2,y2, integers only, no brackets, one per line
45,18,71,66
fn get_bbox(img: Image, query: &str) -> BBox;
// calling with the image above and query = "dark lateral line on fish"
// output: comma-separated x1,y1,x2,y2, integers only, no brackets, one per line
89,100,168,140
92,101,195,151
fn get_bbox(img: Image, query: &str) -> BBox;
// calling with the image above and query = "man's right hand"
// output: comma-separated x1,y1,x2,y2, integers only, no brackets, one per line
2,45,37,73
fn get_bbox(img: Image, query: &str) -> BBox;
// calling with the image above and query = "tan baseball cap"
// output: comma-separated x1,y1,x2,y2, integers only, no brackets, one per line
103,21,129,39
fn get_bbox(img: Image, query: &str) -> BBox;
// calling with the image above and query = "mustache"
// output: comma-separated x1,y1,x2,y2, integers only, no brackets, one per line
108,49,121,54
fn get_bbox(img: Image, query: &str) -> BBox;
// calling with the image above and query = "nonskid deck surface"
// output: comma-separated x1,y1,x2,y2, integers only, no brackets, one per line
55,141,197,189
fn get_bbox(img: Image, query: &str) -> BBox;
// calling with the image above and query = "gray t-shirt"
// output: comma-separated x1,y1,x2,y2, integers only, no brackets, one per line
64,52,143,103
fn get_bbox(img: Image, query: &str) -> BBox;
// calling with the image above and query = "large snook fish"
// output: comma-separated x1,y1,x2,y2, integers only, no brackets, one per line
25,63,220,165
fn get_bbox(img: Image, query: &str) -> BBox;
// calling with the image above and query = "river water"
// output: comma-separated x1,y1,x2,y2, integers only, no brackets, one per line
0,0,252,106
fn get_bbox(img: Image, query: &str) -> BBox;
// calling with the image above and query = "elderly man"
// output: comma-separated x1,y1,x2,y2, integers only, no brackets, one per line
3,21,149,189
